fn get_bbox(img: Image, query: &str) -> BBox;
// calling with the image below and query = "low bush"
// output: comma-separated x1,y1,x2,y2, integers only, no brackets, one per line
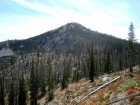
129,95,135,102
127,88,137,94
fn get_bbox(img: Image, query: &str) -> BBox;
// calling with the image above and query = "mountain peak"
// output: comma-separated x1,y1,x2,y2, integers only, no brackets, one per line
58,22,77,34
67,22,80,25
65,22,83,28
58,22,85,34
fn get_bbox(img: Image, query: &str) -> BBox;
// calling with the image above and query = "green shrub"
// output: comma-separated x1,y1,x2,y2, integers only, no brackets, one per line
125,82,136,91
130,100,139,105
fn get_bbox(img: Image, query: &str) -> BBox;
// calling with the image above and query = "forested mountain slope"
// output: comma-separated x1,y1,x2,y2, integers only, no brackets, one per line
0,22,140,105
0,22,127,55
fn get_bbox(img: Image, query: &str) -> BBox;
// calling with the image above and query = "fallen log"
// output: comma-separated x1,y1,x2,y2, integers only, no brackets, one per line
73,76,120,105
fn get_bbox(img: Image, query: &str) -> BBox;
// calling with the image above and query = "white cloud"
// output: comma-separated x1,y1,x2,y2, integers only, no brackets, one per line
0,0,140,42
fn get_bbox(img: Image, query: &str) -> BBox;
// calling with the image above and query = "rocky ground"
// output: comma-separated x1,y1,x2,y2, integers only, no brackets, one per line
38,66,140,105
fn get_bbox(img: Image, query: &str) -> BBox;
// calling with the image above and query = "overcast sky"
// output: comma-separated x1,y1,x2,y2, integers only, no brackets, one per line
0,0,140,42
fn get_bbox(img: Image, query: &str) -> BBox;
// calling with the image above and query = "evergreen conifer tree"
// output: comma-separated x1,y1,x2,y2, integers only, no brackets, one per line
127,22,137,72
118,54,122,71
48,73,54,101
61,60,70,90
61,60,67,90
47,57,54,101
0,75,4,105
40,58,46,96
8,83,15,105
8,58,15,105
30,60,37,105
18,71,26,105
89,45,94,82
104,50,111,74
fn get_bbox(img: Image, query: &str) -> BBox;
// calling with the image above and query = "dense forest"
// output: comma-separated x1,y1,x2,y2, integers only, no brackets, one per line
0,22,140,105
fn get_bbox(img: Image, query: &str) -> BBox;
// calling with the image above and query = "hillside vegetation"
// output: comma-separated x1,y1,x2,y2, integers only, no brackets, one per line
0,22,140,105
42,66,140,105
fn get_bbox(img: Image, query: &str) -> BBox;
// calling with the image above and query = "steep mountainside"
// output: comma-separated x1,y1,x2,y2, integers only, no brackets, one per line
0,22,127,56
1,22,140,105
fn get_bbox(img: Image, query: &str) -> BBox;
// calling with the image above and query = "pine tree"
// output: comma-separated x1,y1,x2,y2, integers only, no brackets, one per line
89,45,94,82
48,74,54,101
0,75,4,105
8,83,15,105
94,56,99,76
98,55,102,75
30,60,37,105
47,57,54,101
104,50,111,74
8,58,15,105
0,65,2,71
61,60,70,90
18,71,26,105
118,54,122,71
76,68,80,82
61,60,67,90
40,58,46,96
127,22,137,72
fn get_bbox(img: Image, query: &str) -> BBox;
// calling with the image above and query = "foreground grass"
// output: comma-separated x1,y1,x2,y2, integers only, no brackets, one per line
38,66,140,105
